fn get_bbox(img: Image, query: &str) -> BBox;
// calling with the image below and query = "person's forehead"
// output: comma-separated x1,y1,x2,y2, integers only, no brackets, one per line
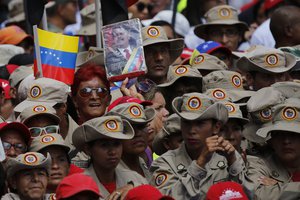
145,43,169,51
40,146,67,156
26,115,58,127
1,129,24,140
208,24,239,31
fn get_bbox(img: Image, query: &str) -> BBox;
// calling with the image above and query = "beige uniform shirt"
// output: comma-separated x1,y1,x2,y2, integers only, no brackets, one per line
84,164,147,199
1,193,51,200
118,157,151,181
150,144,246,199
245,154,300,200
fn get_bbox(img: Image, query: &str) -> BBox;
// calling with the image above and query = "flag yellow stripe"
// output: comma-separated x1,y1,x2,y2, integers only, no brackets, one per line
37,28,79,53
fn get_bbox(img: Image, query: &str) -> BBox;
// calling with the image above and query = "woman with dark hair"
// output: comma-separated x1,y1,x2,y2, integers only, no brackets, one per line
73,116,147,199
71,64,111,124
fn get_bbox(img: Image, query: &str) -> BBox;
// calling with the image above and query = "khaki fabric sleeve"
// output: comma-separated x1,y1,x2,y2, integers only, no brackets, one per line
245,156,300,200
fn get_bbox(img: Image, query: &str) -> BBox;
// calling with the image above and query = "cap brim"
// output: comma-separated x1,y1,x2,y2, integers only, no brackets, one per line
108,107,155,124
172,98,228,124
143,39,184,64
7,153,51,178
14,100,56,113
194,21,248,39
237,52,297,73
75,51,104,69
226,89,255,102
6,13,25,24
23,113,60,125
256,121,300,140
76,23,96,36
0,122,31,145
242,123,266,144
72,119,134,151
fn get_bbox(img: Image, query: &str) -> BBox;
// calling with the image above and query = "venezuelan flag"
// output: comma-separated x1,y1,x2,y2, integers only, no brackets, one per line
34,28,79,85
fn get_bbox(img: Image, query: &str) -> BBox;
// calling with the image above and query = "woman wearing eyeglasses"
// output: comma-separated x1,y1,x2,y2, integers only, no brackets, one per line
0,122,30,159
128,0,153,20
71,64,112,124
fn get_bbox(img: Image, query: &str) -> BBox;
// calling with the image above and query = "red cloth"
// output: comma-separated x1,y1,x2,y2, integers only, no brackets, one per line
102,182,116,194
68,164,84,175
291,172,300,182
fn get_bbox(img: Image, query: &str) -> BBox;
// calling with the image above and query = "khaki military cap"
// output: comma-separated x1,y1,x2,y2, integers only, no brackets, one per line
76,47,104,69
107,102,155,124
237,45,296,74
152,114,181,155
205,88,232,102
6,152,51,178
242,123,266,144
194,5,248,39
247,87,284,112
272,81,300,99
9,65,33,88
19,104,60,125
172,92,228,124
7,0,25,24
72,116,134,151
29,134,70,153
257,101,300,139
158,65,202,88
0,44,24,66
189,52,228,71
203,70,255,102
279,45,300,71
76,3,100,36
222,102,248,125
14,78,70,113
142,26,184,64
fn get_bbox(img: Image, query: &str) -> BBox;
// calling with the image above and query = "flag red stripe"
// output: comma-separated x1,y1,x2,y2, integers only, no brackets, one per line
35,62,75,85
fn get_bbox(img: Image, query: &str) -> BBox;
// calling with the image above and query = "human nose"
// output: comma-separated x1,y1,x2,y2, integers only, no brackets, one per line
154,50,164,61
221,33,229,44
32,172,40,182
51,159,59,170
6,146,17,157
162,108,169,118
90,90,99,99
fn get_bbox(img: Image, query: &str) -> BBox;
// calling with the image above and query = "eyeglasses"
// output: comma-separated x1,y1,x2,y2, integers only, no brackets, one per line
135,79,156,93
208,29,239,38
28,125,60,138
79,87,108,98
2,141,27,152
136,2,154,13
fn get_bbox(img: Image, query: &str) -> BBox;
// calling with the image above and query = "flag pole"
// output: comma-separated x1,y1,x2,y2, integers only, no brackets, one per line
42,8,48,31
33,25,43,77
95,0,102,48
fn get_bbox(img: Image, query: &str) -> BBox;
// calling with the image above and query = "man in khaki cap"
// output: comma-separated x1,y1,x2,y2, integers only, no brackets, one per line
203,70,255,103
150,93,246,199
107,102,155,181
245,100,300,200
158,65,202,113
142,26,184,84
3,152,51,200
72,116,147,199
152,113,182,156
29,134,72,194
194,5,248,51
244,86,285,158
237,45,297,91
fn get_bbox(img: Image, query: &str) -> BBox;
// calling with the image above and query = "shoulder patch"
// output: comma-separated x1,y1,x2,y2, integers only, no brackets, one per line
155,173,167,186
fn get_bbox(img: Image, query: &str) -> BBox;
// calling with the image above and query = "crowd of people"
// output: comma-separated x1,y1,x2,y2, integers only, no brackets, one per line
0,0,300,199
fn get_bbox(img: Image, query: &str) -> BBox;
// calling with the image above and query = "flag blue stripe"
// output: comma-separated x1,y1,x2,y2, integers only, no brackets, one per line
39,46,77,69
